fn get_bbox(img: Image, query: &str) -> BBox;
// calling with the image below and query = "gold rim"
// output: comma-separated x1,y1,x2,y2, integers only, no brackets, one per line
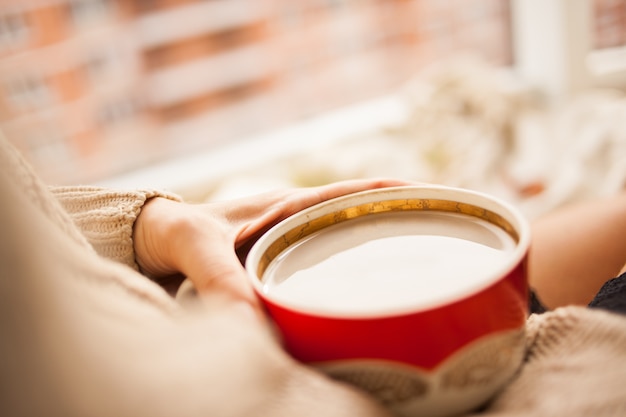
257,198,518,280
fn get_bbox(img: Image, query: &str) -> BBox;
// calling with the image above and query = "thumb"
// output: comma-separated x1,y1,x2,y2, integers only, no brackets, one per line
176,236,262,312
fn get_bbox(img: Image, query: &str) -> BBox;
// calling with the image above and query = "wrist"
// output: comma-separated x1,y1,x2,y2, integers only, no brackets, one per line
134,197,181,277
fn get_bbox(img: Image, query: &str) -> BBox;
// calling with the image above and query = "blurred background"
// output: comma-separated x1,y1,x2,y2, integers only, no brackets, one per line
1,0,625,216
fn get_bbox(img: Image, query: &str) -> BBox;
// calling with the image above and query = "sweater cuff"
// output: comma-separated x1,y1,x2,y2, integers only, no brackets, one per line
50,186,183,271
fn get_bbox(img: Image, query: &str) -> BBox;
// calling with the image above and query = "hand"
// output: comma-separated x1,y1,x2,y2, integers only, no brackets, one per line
133,178,412,310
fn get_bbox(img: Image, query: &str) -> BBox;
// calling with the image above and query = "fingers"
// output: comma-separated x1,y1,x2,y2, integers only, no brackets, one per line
306,178,416,208
267,178,415,228
233,178,416,243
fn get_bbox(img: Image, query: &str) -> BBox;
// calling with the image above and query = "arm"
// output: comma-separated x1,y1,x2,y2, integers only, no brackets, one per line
529,191,626,309
44,179,407,417
1,134,398,416
1,161,393,417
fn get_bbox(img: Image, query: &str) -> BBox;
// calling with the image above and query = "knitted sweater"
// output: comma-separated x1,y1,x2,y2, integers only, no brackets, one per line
1,134,625,417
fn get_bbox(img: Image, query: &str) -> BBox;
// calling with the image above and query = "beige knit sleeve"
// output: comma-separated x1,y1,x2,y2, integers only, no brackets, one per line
49,186,183,271
476,307,626,416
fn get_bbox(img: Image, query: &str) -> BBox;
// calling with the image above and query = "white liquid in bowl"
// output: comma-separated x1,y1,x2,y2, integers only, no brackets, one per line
262,211,516,314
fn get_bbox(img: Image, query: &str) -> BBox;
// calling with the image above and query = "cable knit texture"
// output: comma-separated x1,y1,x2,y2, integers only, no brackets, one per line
474,307,626,416
50,186,182,271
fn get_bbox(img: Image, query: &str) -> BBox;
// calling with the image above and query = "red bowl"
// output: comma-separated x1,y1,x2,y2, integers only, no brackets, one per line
245,185,530,417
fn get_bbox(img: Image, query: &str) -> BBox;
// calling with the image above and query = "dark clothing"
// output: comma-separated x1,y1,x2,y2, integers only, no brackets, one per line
530,272,626,315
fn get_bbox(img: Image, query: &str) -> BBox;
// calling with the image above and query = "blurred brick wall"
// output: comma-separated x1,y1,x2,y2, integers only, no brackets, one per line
0,0,522,184
594,0,626,48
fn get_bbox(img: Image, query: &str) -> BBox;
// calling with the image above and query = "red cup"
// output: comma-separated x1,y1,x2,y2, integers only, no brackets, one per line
245,185,530,417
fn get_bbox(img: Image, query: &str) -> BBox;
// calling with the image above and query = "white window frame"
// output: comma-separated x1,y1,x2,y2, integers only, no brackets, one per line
511,0,626,102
